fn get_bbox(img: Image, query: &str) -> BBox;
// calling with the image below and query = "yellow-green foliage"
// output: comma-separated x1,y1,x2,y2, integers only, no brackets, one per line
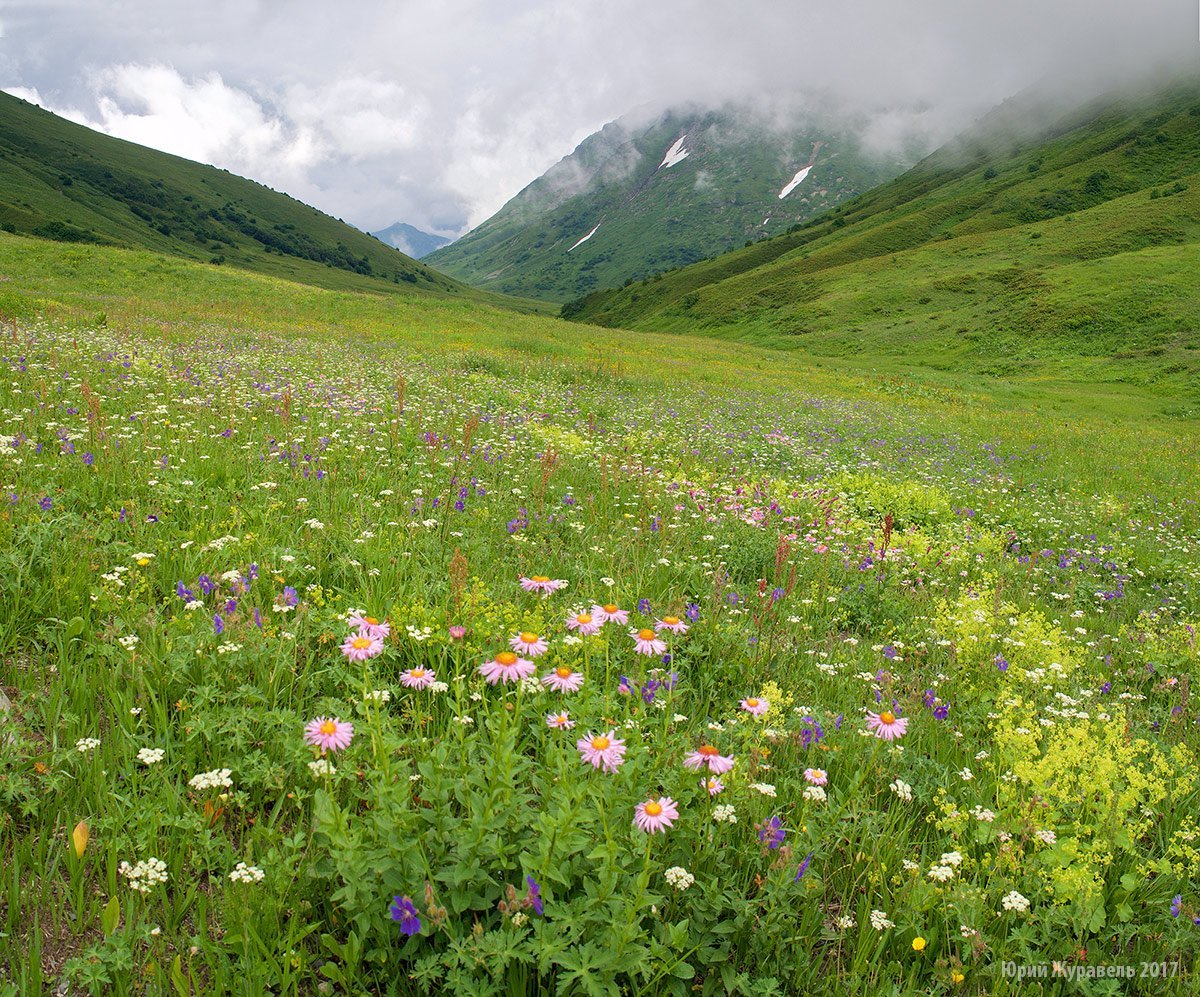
826,472,953,528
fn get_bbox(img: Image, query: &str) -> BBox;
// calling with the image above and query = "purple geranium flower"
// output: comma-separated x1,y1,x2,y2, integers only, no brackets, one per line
390,895,421,936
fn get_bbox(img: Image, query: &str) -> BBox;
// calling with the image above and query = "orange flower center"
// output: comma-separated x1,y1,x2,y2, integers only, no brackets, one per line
663,615,680,625
519,631,539,643
495,651,518,666
746,698,759,708
644,801,663,816
880,711,896,725
411,668,425,677
591,736,610,750
555,667,573,678
637,628,656,641
531,575,550,583
698,744,719,756
554,714,568,724
351,636,371,649
319,720,338,736
576,613,592,624
365,616,379,625
603,603,619,614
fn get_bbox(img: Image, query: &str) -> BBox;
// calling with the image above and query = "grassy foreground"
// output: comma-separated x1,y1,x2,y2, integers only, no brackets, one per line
1,236,1200,995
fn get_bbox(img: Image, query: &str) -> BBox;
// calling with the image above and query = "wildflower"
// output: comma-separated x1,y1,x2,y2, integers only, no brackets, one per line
803,768,827,785
1035,829,1057,845
525,876,543,915
119,857,168,893
1171,895,1182,918
519,575,567,597
390,895,422,936
865,710,908,740
341,632,384,661
592,603,629,625
229,863,265,883
400,667,436,689
683,744,735,773
740,697,769,716
546,711,575,729
349,612,390,640
1001,890,1030,913
509,631,549,657
308,758,336,778
448,625,466,639
366,689,392,704
959,767,973,781
933,703,950,721
803,785,827,803
757,816,786,850
971,806,996,823
794,852,813,882
304,717,354,754
617,675,633,695
76,737,101,753
749,782,777,797
713,804,738,824
542,666,585,693
137,748,165,766
928,865,955,882
479,650,536,685
890,779,913,802
631,627,667,656
870,910,894,931
655,615,689,634
576,731,627,772
213,614,224,636
940,851,963,867
665,867,695,891
912,937,926,952
950,970,965,985
835,915,856,930
700,776,725,796
634,796,679,834
118,634,140,650
189,768,233,791
565,611,601,636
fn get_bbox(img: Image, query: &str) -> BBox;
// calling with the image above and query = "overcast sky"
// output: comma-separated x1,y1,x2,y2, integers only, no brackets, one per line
1,1,1194,236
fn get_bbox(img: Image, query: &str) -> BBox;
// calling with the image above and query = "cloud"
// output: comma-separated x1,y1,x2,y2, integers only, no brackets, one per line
1,1,1194,236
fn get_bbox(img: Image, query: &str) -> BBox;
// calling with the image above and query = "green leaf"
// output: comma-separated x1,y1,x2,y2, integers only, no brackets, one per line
101,895,120,935
169,955,190,997
671,961,695,980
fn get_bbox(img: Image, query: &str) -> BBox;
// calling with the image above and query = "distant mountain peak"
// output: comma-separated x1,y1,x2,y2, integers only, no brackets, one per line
371,222,452,259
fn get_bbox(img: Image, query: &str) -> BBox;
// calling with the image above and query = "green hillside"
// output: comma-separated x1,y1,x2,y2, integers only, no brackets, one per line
427,104,912,301
0,90,465,298
566,79,1200,395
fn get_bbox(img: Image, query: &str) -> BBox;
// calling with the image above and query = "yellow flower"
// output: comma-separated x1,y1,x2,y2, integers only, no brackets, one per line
911,936,926,952
950,969,965,984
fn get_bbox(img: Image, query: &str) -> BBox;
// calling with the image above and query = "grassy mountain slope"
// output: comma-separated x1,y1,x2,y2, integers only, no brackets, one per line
426,104,911,301
0,90,466,298
566,79,1200,395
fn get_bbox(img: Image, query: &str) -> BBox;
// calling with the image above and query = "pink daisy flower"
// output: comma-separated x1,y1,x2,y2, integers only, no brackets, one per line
509,631,549,657
348,612,390,640
866,710,909,740
804,767,828,786
478,651,536,685
448,625,466,640
305,716,354,754
576,730,627,772
542,666,585,693
740,696,769,716
655,615,689,634
564,611,601,636
592,603,629,625
630,627,667,656
519,575,568,597
400,667,435,689
700,776,725,796
683,744,735,774
546,711,575,730
634,796,679,834
342,632,385,662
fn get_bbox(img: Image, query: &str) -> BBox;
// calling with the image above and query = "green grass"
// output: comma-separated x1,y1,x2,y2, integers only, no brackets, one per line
566,78,1200,395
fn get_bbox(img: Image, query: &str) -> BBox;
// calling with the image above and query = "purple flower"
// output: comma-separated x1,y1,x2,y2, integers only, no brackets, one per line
995,655,1009,672
1171,895,1182,918
282,586,299,607
617,675,632,696
882,645,897,660
637,598,651,615
932,704,950,721
685,603,700,622
38,496,53,511
794,852,813,882
390,895,422,936
199,574,216,595
253,607,263,629
82,452,94,466
758,816,786,850
213,614,224,636
526,875,543,915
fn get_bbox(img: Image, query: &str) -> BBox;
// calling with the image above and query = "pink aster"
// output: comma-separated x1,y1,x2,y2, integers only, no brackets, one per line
509,631,549,657
700,776,725,796
478,651,536,685
542,666,585,693
448,625,466,640
342,632,385,662
866,710,909,740
576,730,627,772
630,627,667,656
634,796,679,834
592,603,629,625
804,767,828,786
348,612,390,640
400,666,435,689
740,696,769,716
305,716,354,754
519,575,568,597
564,611,601,636
654,615,689,634
546,711,576,730
683,744,735,774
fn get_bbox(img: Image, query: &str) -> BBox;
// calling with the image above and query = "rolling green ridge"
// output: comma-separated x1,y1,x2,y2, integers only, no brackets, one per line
565,79,1200,395
0,90,478,301
427,104,912,301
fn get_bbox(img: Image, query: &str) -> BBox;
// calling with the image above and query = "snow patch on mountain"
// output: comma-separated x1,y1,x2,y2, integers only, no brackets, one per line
778,166,812,199
658,135,689,169
567,223,601,252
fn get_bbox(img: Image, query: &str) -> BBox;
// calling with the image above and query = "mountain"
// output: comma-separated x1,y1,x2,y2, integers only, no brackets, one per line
371,221,452,259
425,102,919,301
0,90,463,297
564,78,1200,394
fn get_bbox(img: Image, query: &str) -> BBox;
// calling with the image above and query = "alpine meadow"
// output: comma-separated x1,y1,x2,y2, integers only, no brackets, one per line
1,4,1200,996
